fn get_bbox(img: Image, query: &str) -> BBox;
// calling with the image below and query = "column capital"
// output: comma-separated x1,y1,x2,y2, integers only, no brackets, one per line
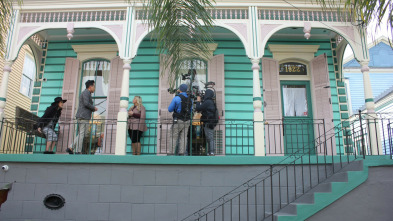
3,61,13,72
250,58,260,70
123,59,132,70
360,61,369,73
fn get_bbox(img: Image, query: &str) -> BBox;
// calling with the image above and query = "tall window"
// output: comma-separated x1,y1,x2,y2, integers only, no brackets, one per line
178,59,207,92
20,54,36,98
80,60,110,120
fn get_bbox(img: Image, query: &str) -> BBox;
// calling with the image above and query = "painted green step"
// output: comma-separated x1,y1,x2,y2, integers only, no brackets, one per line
278,166,367,221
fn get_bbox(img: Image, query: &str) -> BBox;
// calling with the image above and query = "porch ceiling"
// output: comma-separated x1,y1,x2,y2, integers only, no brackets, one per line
270,27,337,40
37,28,114,41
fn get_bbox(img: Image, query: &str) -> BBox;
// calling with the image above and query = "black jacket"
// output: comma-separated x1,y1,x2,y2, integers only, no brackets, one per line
196,89,216,124
37,104,62,129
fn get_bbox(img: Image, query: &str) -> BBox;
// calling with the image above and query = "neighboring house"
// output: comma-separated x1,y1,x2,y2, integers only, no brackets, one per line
0,44,35,119
343,37,393,115
0,1,392,221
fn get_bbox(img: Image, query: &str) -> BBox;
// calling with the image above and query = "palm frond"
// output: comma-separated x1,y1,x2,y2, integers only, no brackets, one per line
314,0,393,47
128,0,215,89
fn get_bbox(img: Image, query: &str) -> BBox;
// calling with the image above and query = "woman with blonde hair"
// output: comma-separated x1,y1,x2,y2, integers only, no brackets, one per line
128,96,148,155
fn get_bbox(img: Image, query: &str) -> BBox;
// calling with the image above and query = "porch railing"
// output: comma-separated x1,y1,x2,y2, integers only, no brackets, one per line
1,113,392,157
181,112,393,221
0,118,255,155
0,118,118,154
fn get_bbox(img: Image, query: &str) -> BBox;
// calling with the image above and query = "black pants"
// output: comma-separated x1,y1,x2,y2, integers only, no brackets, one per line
128,129,143,143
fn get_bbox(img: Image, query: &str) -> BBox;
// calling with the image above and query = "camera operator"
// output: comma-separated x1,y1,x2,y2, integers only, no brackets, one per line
196,89,216,156
168,84,193,155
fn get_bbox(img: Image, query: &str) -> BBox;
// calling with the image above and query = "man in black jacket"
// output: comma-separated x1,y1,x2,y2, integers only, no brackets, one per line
37,97,66,154
196,89,216,156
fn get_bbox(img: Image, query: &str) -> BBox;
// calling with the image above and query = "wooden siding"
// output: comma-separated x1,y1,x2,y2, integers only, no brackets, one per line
263,39,341,153
37,38,342,155
0,45,33,119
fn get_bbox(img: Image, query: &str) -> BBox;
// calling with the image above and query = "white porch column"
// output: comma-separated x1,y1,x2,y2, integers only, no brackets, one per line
251,58,265,156
115,59,132,155
360,61,382,155
0,61,14,123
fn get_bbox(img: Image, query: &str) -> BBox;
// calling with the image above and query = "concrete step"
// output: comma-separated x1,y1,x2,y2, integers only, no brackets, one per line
263,211,296,221
333,160,364,172
323,171,348,183
293,192,315,204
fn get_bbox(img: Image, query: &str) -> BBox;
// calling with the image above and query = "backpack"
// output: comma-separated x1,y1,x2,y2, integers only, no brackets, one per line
173,94,192,121
208,103,220,129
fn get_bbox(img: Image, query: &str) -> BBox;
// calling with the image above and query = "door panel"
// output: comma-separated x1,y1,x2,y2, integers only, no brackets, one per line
157,54,174,154
311,54,336,155
281,81,315,155
208,54,225,155
57,57,80,152
262,58,284,155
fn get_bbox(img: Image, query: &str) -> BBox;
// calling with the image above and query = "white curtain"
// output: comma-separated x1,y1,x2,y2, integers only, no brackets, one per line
283,87,308,117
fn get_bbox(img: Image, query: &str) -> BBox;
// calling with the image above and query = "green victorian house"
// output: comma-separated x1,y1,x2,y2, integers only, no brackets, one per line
0,0,391,221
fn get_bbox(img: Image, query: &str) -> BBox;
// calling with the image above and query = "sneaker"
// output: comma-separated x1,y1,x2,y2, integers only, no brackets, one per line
209,153,215,156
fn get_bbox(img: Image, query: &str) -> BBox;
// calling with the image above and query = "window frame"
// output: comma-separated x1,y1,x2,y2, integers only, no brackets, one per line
19,53,36,98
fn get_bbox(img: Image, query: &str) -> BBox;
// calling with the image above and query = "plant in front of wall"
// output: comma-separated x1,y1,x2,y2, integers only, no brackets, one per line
127,0,216,90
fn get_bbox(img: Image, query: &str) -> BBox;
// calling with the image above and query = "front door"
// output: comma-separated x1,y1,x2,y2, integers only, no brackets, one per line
281,81,315,155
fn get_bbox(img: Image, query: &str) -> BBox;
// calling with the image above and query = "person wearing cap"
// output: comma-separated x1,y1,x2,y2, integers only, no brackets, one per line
167,84,193,155
69,80,98,154
37,97,67,154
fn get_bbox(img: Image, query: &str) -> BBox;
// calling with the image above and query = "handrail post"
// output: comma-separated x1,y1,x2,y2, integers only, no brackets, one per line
359,110,366,159
270,164,274,221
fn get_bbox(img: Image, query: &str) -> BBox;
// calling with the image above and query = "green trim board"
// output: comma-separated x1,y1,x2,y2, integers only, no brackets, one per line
120,97,129,101
0,154,362,165
0,97,6,101
253,97,261,101
365,98,374,102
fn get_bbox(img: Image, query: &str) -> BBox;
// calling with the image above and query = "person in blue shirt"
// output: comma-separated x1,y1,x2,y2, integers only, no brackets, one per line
168,84,192,155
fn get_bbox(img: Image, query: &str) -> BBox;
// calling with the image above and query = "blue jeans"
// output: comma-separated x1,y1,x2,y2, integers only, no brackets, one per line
204,125,215,154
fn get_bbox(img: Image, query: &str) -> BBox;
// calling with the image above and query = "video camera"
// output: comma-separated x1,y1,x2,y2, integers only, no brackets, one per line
167,68,216,103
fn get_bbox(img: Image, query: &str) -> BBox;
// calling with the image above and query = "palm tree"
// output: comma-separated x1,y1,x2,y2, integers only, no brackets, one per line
134,0,216,89
315,0,392,45
1,0,216,89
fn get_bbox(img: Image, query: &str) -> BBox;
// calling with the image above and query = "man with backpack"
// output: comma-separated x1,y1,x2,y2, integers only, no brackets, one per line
196,89,218,156
168,84,192,155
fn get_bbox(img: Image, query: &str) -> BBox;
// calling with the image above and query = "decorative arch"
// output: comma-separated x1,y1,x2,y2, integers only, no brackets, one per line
259,23,365,62
10,23,123,62
131,21,250,58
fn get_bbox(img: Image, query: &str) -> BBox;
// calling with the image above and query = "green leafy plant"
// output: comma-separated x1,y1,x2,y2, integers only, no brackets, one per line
130,0,216,89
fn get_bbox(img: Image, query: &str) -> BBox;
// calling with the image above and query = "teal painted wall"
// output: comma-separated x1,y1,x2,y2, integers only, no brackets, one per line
127,41,159,154
214,39,254,155
130,39,254,155
36,39,254,155
36,38,343,155
34,40,116,152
